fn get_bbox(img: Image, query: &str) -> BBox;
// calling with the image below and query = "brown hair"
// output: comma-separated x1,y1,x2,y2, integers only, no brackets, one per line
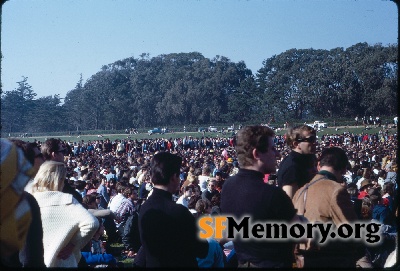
285,125,316,149
235,125,275,167
41,138,63,160
195,198,212,215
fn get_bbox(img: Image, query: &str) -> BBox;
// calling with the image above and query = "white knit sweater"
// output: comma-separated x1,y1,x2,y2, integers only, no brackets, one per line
33,191,99,267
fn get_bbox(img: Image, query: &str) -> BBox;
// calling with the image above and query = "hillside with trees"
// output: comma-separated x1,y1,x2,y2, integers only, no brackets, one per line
1,42,397,134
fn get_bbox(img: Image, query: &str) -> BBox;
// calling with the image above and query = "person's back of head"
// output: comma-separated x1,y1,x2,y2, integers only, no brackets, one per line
188,194,201,210
202,165,211,176
368,187,382,205
82,193,97,209
41,138,62,161
91,179,100,188
361,196,372,219
235,125,275,167
75,180,86,191
32,160,66,193
10,139,43,174
382,182,394,195
10,139,35,165
151,152,182,185
195,198,212,216
319,147,349,171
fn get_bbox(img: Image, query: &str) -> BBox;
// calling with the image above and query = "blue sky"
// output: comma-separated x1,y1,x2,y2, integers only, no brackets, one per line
2,0,398,99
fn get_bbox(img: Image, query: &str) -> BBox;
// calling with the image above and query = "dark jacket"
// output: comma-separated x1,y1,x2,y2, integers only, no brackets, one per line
122,210,141,252
221,169,297,267
138,188,208,267
19,192,46,268
372,204,392,225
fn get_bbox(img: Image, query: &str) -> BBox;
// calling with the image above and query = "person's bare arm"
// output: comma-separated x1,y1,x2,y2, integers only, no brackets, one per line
282,184,298,199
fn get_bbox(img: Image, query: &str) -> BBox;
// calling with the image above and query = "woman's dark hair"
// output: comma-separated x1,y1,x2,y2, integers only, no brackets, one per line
122,187,132,198
188,194,201,210
195,198,211,215
150,152,182,185
210,193,221,207
382,182,394,194
10,139,40,165
82,193,97,209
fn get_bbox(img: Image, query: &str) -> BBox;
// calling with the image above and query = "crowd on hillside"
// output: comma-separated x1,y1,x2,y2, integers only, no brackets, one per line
1,125,397,268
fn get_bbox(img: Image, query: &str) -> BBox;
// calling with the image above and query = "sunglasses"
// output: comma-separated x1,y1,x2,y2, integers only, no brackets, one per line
296,136,316,143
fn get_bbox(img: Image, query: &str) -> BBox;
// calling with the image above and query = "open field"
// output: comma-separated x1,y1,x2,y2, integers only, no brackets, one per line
7,125,397,143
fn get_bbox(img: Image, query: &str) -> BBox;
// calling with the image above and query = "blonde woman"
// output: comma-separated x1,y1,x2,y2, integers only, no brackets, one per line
31,161,99,267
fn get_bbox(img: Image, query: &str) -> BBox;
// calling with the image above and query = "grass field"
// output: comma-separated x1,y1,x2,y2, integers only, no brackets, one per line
9,125,397,143
108,242,135,267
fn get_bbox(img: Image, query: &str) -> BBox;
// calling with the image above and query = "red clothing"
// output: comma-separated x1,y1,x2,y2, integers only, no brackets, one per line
358,191,368,199
382,197,390,206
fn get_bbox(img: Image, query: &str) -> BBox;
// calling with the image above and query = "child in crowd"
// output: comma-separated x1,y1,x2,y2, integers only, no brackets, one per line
81,217,121,268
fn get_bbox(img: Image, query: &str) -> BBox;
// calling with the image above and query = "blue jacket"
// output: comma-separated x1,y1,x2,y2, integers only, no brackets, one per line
372,204,392,225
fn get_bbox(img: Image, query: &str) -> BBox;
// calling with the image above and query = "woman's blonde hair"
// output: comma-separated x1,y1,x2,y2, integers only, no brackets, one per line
32,161,66,193
187,173,198,184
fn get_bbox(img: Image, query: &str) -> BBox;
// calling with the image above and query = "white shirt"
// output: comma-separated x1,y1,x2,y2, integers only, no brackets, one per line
108,193,125,213
356,177,365,190
176,195,190,208
33,191,98,267
198,175,209,192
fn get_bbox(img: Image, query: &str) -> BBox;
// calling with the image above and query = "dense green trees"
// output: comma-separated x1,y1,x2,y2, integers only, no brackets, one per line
256,43,397,120
1,43,397,134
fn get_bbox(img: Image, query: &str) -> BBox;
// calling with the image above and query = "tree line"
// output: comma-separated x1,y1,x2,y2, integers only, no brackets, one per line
1,42,397,134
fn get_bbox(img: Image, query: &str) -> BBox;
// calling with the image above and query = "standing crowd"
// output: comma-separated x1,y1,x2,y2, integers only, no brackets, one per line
0,124,398,268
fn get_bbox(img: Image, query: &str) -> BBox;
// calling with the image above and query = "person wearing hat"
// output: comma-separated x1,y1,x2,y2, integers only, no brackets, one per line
358,179,372,199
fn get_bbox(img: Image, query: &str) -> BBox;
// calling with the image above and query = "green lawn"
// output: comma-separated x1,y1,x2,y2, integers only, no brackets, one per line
10,125,397,143
107,240,135,267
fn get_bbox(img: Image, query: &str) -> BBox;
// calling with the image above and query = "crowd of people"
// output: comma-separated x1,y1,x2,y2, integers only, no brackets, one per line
0,124,397,268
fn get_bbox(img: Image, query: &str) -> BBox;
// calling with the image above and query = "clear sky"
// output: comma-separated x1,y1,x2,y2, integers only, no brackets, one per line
1,0,398,99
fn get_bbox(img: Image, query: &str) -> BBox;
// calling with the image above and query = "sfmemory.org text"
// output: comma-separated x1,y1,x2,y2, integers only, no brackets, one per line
198,216,382,245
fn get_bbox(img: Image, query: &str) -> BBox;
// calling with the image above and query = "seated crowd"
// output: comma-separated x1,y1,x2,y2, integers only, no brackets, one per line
0,125,397,268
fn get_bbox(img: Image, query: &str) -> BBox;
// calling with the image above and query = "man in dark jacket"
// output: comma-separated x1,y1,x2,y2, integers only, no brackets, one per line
138,152,208,267
201,179,219,201
220,126,298,268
